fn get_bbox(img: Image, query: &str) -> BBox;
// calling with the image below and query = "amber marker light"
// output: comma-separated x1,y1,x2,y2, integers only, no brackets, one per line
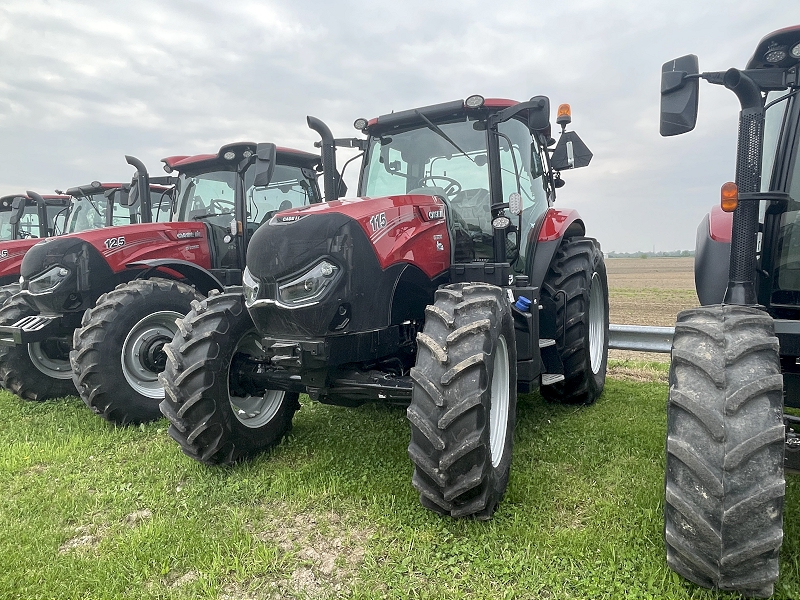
556,103,572,127
720,181,738,212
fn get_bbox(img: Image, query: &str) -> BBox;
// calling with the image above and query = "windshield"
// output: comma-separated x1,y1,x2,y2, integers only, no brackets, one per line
362,119,489,198
174,165,318,227
174,170,237,227
0,204,41,240
65,193,108,233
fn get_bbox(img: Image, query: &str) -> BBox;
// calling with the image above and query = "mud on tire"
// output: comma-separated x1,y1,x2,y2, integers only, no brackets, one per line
0,295,75,400
70,278,204,425
665,305,784,598
407,282,517,519
158,292,300,465
541,236,608,404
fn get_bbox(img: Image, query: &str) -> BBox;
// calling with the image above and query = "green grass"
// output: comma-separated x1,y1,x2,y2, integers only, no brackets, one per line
1,378,799,599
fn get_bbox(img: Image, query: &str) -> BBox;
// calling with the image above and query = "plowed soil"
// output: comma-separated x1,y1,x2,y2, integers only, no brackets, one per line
606,257,697,363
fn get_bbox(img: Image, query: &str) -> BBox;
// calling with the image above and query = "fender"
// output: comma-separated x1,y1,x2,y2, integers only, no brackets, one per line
127,259,225,296
528,208,586,289
695,206,731,305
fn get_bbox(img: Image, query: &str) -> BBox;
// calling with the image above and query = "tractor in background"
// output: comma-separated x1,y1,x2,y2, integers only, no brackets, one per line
159,95,607,520
660,25,800,597
0,146,323,419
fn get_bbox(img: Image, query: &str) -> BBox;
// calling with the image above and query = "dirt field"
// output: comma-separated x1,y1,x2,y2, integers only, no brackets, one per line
606,257,697,364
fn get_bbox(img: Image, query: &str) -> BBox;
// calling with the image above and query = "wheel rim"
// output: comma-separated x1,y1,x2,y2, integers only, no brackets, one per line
228,329,285,429
121,311,183,399
588,271,606,374
489,334,510,468
28,338,72,379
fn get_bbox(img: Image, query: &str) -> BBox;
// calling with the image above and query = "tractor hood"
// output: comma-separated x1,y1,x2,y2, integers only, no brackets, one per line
245,193,450,339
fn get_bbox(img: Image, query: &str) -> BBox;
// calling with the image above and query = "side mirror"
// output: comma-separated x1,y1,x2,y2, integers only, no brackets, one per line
9,196,25,225
253,143,277,187
527,95,551,134
660,54,699,136
550,132,592,170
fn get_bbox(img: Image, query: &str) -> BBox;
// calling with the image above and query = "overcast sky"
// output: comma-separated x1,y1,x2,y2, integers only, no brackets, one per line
0,1,793,252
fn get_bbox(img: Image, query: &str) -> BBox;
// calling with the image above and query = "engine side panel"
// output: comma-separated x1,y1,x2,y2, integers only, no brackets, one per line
273,194,451,278
695,210,731,305
0,238,42,281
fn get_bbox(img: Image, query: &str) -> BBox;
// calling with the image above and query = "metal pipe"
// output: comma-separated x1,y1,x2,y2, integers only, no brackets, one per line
125,155,152,223
307,116,338,201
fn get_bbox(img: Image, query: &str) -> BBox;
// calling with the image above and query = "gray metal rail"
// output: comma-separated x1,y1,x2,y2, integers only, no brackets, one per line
608,324,674,353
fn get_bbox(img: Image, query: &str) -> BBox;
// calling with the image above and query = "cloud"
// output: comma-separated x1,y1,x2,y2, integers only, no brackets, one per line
0,0,792,251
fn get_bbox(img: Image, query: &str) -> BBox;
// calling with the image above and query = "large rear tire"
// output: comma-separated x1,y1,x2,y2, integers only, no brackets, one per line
70,278,204,425
159,292,300,465
540,236,608,404
407,282,517,519
0,295,75,400
665,305,784,598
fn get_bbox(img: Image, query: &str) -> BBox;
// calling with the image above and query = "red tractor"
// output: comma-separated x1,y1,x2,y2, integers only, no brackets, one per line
660,26,800,597
0,183,172,301
0,144,323,422
159,95,607,519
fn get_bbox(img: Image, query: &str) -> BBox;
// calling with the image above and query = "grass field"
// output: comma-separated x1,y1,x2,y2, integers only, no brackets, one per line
3,257,798,599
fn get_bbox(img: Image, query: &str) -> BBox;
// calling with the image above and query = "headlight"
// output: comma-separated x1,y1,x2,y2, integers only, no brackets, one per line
29,266,70,294
242,266,260,307
278,260,339,306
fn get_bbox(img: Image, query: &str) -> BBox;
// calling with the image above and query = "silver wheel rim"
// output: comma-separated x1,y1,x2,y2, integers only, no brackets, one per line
28,339,72,379
121,310,183,399
229,330,285,429
489,334,510,468
588,271,606,374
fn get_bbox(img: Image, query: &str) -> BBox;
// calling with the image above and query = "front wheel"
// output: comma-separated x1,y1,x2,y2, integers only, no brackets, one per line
159,292,300,465
540,236,608,404
407,282,517,519
70,278,204,425
0,296,75,401
665,305,784,598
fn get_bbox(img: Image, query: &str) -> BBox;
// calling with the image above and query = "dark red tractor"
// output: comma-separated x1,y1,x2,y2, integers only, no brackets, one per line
159,95,607,519
0,144,323,423
660,26,800,597
0,183,172,302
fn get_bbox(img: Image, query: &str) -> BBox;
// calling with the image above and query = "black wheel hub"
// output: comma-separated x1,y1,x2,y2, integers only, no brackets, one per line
141,334,171,373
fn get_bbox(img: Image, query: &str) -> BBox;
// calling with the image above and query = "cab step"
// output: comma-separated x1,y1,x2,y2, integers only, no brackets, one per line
541,373,565,385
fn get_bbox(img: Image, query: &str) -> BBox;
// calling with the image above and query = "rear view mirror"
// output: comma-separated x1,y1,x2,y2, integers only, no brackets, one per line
660,54,699,136
253,143,277,187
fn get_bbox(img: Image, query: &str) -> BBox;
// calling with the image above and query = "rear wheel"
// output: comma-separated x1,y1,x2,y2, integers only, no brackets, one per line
665,305,784,598
70,278,204,425
407,282,517,519
540,236,608,404
0,296,75,400
159,292,300,465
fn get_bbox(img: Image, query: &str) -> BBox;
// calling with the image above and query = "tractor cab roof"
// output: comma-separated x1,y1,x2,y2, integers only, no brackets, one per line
64,182,172,197
364,97,523,134
161,142,320,174
0,193,70,210
746,25,800,70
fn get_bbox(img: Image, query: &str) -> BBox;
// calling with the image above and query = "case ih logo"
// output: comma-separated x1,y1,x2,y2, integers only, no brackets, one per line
277,215,304,223
176,231,202,239
0,249,7,259
427,209,444,220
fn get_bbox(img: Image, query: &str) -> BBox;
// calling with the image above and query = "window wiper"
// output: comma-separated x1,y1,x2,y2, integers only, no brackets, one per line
414,110,475,164
192,211,233,221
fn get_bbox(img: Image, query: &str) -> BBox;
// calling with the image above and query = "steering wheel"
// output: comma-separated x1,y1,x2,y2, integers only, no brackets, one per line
210,198,235,214
418,176,462,199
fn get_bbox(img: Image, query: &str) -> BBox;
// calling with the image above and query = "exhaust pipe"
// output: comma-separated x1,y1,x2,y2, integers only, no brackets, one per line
307,116,338,201
125,155,152,223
